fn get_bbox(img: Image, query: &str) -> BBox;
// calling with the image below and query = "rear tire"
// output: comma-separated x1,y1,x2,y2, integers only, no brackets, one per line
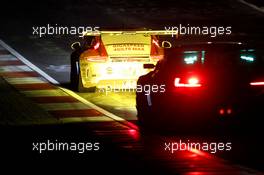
70,65,79,91
77,74,96,93
70,58,96,93
136,97,155,131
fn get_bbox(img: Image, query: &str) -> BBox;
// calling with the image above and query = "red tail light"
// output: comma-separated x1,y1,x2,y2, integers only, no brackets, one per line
219,109,225,115
86,40,108,62
250,81,264,86
93,42,100,50
219,108,232,115
152,39,159,47
150,37,164,61
174,77,202,87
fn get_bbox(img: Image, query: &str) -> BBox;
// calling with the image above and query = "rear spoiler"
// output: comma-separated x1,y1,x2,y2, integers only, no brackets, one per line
83,30,178,37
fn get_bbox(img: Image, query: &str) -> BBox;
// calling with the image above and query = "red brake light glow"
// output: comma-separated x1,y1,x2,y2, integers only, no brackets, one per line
250,81,264,86
227,108,232,115
188,77,199,85
93,42,100,50
175,77,201,87
152,39,159,47
219,109,225,115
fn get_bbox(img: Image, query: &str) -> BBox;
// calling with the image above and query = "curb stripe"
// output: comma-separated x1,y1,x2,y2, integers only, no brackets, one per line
39,102,92,111
0,61,22,66
0,55,18,61
5,77,47,84
60,87,139,130
0,50,10,55
30,96,79,103
0,72,39,77
61,116,114,123
21,89,68,97
0,65,33,72
49,109,102,118
13,83,56,90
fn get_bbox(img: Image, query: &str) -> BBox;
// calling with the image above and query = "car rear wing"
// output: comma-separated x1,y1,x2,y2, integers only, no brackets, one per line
83,30,178,37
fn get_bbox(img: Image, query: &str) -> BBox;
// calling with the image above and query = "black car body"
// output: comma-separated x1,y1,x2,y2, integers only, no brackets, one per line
136,42,264,131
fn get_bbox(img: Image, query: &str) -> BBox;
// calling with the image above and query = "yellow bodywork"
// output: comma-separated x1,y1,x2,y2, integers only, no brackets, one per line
79,30,176,89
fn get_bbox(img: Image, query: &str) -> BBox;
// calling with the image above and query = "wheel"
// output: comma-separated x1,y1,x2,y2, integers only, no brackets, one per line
136,92,154,130
77,74,96,93
136,106,149,127
70,62,79,91
70,58,96,93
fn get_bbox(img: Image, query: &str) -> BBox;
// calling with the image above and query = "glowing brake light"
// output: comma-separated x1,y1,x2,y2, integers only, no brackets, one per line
219,109,225,115
150,37,163,61
250,81,264,86
86,40,107,62
152,39,159,47
175,77,201,87
93,42,100,50
188,77,199,85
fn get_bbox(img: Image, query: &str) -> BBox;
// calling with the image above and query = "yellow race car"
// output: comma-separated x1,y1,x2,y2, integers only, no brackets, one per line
70,30,176,92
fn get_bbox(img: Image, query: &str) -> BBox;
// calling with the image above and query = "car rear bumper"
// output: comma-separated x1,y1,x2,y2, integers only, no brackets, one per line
149,91,264,128
80,61,154,88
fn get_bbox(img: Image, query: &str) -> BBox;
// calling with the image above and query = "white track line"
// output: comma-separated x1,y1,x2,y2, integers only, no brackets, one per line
238,0,264,13
0,39,59,84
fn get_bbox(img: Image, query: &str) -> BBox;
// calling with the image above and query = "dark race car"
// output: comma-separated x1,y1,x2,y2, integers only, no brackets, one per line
136,42,264,132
